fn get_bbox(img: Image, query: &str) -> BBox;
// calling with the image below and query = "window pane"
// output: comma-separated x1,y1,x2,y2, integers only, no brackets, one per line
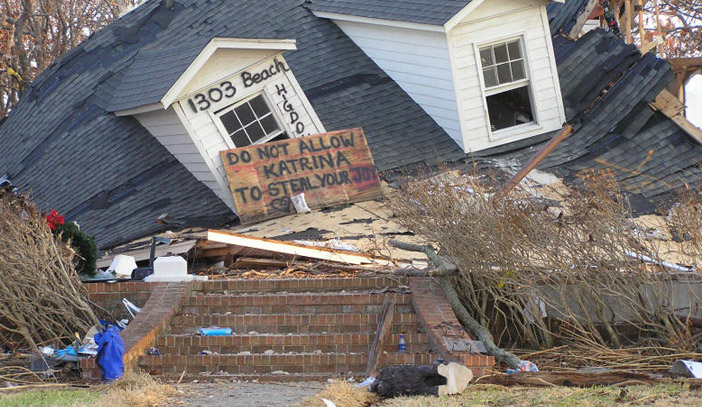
249,95,270,117
480,48,494,66
483,68,498,87
220,111,242,135
497,63,512,84
235,103,255,125
246,122,266,142
486,86,533,131
231,129,250,147
260,115,280,134
494,44,508,63
507,41,521,59
511,61,525,80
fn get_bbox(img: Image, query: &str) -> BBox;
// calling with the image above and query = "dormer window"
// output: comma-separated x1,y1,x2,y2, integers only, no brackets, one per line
479,38,534,135
214,93,288,148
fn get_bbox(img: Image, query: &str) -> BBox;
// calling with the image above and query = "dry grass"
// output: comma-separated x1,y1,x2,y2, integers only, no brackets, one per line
0,371,174,407
92,371,176,407
378,383,702,407
296,380,379,407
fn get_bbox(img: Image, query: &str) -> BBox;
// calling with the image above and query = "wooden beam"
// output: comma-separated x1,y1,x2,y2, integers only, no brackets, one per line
651,89,702,144
639,35,663,54
624,0,632,44
493,124,573,202
366,298,395,377
568,0,600,39
206,229,394,266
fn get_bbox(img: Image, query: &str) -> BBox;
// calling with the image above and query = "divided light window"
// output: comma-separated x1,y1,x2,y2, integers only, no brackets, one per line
215,94,286,148
479,39,534,133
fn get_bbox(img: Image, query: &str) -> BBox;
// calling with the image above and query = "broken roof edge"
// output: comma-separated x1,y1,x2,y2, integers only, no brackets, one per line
109,37,298,115
160,37,297,109
310,10,447,32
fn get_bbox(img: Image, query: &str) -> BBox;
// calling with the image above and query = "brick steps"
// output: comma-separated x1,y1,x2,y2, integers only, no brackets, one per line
139,352,435,375
180,292,413,315
192,277,408,294
156,332,430,354
169,312,420,335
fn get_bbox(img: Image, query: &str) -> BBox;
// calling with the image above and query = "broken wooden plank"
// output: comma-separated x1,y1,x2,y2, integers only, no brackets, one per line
476,371,659,387
651,89,702,144
639,35,663,55
568,0,599,40
234,257,292,269
366,298,395,377
206,229,394,266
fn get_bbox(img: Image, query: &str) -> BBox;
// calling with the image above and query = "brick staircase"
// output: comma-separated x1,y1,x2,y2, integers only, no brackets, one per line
139,276,437,382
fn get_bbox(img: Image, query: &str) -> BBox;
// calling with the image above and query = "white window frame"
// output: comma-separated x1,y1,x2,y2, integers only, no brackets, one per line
475,36,539,141
211,92,286,149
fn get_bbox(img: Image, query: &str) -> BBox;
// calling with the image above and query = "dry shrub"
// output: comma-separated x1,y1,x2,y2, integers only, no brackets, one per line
390,168,702,354
93,371,176,407
0,188,99,350
297,381,379,407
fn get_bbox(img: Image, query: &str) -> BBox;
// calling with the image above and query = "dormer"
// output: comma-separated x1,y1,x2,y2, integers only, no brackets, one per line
103,38,325,212
311,0,566,153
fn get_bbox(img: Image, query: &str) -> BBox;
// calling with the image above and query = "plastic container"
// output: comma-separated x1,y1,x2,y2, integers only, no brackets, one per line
198,327,233,336
398,333,406,353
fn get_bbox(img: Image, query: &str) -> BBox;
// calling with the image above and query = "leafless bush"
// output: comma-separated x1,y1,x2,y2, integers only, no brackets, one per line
0,188,99,351
390,168,702,353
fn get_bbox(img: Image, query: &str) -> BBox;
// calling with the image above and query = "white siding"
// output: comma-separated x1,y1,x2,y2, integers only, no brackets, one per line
448,0,566,152
175,55,325,212
134,108,235,209
333,21,463,147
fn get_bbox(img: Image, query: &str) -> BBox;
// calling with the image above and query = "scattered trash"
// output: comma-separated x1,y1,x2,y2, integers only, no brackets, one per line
321,398,336,407
107,255,138,278
506,360,539,374
371,359,472,398
291,193,312,214
147,347,161,356
398,333,406,353
95,325,125,382
200,350,217,355
355,376,375,388
671,360,702,378
198,327,233,336
122,298,142,318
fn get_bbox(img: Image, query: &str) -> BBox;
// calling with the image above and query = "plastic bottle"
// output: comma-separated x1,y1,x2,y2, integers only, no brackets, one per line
398,333,406,353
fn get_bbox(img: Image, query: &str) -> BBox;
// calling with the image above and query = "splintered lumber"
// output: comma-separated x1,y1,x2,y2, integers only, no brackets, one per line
234,257,292,269
476,371,659,387
493,124,573,202
568,0,599,39
206,229,394,266
367,298,395,377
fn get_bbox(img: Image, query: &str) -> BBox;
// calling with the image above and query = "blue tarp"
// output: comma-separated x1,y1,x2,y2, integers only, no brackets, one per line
94,326,124,382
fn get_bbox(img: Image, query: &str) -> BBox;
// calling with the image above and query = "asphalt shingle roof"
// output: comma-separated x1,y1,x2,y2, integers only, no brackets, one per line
308,0,472,26
477,28,696,212
0,0,465,249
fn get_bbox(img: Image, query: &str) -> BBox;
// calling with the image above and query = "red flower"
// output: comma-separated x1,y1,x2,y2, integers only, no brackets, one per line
46,209,65,231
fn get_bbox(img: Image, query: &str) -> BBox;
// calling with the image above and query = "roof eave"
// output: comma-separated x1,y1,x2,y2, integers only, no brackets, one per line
311,10,446,33
444,0,563,31
160,37,297,109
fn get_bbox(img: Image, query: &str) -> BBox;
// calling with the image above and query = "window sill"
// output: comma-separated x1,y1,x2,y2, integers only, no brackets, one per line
489,122,542,141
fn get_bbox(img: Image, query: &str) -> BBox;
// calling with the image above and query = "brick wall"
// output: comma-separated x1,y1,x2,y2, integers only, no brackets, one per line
410,277,495,374
81,282,192,380
87,281,155,320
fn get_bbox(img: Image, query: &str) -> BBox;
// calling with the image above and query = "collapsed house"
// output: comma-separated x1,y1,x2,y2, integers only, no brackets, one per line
0,0,700,250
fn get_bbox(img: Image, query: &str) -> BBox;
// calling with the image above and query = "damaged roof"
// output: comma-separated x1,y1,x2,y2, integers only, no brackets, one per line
477,28,699,212
308,0,472,26
0,0,465,249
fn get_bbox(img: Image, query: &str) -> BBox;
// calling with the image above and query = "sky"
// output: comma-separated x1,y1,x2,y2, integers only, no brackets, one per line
687,74,702,128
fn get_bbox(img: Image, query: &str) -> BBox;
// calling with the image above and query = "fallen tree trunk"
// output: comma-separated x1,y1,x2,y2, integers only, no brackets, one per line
476,371,660,387
389,240,521,369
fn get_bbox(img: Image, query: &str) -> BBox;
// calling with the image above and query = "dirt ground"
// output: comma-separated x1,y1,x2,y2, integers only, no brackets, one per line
170,382,324,407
